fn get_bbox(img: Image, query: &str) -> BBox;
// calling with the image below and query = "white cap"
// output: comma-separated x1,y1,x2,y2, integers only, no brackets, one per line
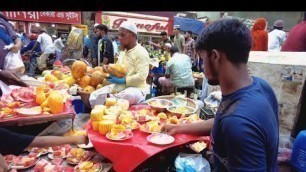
119,21,137,35
165,43,172,48
52,35,56,38
94,23,99,27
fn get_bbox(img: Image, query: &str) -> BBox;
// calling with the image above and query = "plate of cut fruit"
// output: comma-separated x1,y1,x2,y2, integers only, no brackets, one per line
120,117,140,130
106,125,133,141
133,109,153,123
147,133,175,145
48,144,71,159
77,140,94,149
27,147,49,156
66,148,93,165
33,159,64,172
139,121,162,134
74,161,103,172
10,155,39,170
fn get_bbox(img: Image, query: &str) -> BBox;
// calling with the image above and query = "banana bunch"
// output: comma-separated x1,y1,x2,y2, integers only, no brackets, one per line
66,27,84,50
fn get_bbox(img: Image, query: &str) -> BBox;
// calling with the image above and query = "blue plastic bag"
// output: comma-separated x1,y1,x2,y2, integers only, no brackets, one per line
175,153,211,172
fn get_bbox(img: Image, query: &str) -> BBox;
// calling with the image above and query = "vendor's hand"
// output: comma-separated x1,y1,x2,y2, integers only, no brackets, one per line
162,124,181,136
74,134,89,145
107,75,126,84
0,71,28,87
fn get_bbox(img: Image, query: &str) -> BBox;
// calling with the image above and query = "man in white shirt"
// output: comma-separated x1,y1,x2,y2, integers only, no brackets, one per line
54,34,65,60
268,20,287,52
30,28,55,70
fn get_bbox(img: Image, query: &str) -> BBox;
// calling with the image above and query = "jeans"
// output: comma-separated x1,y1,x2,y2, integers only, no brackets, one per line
28,56,38,77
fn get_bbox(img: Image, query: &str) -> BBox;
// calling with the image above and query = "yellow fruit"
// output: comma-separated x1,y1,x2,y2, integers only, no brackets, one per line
87,67,94,74
71,61,87,79
52,70,63,80
107,64,127,78
83,85,95,93
102,115,117,123
43,107,50,112
92,121,100,131
47,90,64,114
40,99,48,109
62,76,77,87
98,120,115,135
157,112,168,120
36,87,46,105
77,75,91,89
90,105,106,121
79,161,93,170
93,66,103,73
90,71,104,87
61,74,68,80
96,84,103,90
45,74,58,82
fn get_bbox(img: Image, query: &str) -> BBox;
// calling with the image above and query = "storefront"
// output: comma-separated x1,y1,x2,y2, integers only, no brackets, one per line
2,11,82,41
95,12,173,44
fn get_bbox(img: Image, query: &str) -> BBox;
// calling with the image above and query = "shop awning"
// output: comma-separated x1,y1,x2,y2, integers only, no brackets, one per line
174,16,205,35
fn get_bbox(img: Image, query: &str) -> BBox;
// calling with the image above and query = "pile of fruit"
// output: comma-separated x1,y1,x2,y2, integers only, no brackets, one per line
90,98,204,138
0,85,70,119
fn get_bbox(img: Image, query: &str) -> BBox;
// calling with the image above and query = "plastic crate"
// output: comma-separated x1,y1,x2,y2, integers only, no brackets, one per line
199,107,215,120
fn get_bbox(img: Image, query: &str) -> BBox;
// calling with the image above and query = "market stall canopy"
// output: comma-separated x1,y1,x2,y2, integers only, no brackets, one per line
173,16,205,35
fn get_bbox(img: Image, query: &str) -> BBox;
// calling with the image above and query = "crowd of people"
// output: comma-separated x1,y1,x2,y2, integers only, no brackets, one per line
250,12,306,52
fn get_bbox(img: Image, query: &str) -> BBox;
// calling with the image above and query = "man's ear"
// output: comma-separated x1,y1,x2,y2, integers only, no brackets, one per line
211,49,221,64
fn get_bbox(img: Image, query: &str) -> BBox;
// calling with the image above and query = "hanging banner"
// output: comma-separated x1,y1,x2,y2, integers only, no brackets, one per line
2,11,81,25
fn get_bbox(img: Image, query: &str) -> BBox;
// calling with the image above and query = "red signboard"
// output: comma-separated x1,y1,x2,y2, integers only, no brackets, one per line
2,11,81,25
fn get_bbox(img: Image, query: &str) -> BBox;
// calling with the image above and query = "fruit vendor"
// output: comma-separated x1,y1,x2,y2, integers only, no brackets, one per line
0,127,88,171
89,21,150,108
163,19,279,171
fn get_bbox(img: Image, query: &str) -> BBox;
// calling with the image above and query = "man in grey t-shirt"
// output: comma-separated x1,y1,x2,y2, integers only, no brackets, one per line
173,25,185,53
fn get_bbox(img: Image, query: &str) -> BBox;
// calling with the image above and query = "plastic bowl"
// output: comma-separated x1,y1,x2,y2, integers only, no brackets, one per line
147,99,174,112
167,106,195,118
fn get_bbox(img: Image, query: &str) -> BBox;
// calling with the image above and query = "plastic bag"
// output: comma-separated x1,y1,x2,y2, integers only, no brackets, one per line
204,91,222,108
4,44,25,74
278,134,295,163
175,153,211,172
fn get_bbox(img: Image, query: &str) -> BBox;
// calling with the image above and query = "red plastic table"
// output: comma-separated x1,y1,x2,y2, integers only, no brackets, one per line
86,121,210,172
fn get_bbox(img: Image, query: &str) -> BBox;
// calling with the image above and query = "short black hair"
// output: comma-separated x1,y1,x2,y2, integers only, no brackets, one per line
186,30,192,36
170,46,179,54
195,18,252,64
160,31,167,36
170,34,175,40
96,24,108,34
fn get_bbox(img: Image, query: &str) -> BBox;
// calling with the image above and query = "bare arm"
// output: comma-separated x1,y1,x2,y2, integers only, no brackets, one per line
102,57,108,65
29,135,87,148
10,38,22,53
0,154,7,172
149,41,161,49
163,118,214,136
